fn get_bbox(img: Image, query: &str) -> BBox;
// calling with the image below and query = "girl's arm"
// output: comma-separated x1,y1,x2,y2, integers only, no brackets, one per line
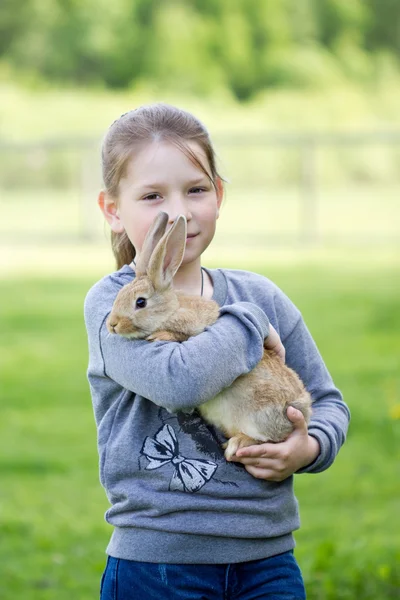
284,316,350,473
86,294,269,413
233,315,350,477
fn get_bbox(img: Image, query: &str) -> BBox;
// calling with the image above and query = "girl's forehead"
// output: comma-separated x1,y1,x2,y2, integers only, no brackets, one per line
126,140,210,180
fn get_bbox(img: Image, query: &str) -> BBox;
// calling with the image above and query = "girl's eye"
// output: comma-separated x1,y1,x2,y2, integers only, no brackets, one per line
189,187,207,195
135,297,147,309
142,193,161,201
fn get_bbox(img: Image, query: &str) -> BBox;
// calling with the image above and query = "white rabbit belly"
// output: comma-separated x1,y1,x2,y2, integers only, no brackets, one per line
198,385,249,437
197,375,293,443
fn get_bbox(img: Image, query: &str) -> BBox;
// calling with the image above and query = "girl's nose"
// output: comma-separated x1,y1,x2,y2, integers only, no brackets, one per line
168,207,192,224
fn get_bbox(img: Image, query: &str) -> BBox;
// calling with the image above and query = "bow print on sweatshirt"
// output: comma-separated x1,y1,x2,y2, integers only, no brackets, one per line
141,424,218,493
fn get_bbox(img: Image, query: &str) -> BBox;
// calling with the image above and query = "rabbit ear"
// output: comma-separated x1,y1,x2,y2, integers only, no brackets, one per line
147,215,187,290
135,212,169,276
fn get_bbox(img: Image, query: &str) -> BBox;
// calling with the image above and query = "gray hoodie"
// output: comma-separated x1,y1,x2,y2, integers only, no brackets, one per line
84,265,350,564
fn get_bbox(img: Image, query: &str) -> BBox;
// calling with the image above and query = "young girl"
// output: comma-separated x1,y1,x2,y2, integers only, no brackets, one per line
84,103,350,599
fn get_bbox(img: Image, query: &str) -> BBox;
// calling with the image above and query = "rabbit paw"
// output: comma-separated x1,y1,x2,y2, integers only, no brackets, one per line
224,434,260,461
146,330,179,342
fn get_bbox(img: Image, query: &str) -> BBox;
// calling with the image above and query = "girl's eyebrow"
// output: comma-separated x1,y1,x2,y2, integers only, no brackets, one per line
138,177,209,190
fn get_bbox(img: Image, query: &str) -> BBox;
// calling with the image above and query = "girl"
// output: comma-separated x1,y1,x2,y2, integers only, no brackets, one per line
84,103,350,599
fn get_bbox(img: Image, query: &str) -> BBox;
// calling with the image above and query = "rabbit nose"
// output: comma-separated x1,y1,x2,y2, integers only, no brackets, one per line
107,319,118,333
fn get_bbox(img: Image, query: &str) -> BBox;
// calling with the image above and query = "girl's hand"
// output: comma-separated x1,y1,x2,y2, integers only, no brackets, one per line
264,324,286,362
230,407,320,482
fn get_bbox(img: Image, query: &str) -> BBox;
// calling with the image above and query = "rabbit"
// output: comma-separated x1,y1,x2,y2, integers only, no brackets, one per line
107,211,312,460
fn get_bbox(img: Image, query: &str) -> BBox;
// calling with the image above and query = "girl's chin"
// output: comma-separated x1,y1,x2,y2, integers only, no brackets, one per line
180,232,215,265
181,246,203,265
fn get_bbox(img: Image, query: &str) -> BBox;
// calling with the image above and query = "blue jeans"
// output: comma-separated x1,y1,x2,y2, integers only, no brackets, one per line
100,550,306,599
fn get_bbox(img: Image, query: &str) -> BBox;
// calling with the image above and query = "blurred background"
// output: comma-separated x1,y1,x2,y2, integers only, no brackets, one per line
0,1,399,598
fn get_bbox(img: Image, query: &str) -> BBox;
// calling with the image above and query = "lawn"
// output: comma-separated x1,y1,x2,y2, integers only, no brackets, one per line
0,259,399,599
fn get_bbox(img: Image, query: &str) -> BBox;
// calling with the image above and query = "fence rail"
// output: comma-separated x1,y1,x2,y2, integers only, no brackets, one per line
0,131,399,246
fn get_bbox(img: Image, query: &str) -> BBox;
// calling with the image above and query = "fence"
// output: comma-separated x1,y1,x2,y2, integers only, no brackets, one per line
0,131,399,246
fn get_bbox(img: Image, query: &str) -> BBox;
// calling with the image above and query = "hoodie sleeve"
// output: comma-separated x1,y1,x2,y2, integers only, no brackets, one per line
85,281,269,412
282,315,350,474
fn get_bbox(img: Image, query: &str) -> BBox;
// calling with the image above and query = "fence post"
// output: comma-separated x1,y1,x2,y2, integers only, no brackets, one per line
299,139,318,244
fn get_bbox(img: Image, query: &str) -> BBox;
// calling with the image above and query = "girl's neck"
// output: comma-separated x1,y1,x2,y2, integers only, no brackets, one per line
173,258,212,297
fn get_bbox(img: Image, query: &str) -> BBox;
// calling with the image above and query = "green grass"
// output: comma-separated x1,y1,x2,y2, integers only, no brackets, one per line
1,262,399,599
1,80,399,597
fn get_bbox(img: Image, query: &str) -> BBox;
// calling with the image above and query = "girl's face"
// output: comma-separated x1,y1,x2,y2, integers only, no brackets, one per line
101,140,223,267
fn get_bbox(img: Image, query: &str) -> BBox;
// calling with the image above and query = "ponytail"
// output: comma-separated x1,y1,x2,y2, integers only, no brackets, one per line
111,231,136,270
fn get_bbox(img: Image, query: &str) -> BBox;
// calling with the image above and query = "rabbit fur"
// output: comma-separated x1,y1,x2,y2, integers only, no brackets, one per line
107,212,312,460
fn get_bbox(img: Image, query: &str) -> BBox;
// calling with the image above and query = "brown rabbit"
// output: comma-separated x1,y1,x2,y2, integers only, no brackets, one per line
107,212,312,460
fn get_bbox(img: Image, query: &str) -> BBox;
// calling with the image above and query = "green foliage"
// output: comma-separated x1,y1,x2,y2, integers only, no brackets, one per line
0,262,399,598
1,0,400,99
365,0,400,55
0,0,33,55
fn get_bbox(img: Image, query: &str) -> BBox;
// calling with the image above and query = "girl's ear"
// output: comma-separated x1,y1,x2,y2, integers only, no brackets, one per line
98,191,124,233
135,212,169,276
215,177,224,218
147,215,187,290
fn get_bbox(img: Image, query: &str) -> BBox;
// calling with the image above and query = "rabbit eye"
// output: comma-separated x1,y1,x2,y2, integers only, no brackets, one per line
135,297,147,309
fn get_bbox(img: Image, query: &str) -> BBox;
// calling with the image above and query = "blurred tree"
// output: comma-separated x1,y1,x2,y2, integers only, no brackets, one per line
144,1,224,95
82,0,146,88
364,0,400,56
216,2,258,99
314,0,373,82
0,0,399,98
0,0,34,55
315,0,370,49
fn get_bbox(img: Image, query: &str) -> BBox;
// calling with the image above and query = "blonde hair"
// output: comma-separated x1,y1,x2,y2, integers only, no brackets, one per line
101,103,222,269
